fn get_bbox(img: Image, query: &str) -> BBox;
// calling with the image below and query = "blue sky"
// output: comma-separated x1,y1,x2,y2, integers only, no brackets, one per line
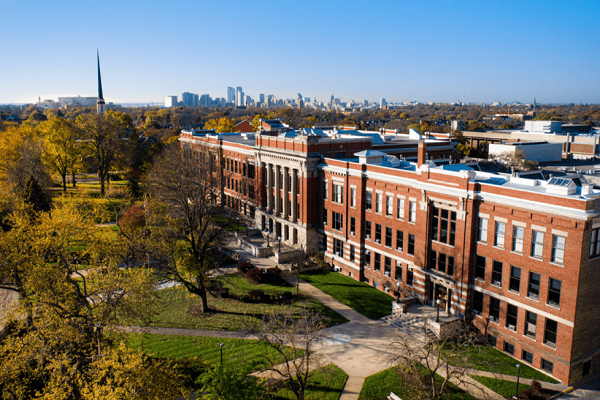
2,0,599,105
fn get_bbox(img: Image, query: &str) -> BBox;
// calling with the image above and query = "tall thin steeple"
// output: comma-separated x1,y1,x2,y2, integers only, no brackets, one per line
97,50,105,114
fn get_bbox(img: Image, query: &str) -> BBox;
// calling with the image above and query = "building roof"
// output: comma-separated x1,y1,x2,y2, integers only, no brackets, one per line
354,150,387,157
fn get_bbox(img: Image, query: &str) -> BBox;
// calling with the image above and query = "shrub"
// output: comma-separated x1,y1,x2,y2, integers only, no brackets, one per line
246,267,262,283
247,289,265,302
237,261,252,275
261,267,282,283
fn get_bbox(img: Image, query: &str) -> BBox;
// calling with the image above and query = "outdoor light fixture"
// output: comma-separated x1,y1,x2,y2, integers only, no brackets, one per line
436,298,441,323
219,343,224,366
514,363,521,398
278,236,281,252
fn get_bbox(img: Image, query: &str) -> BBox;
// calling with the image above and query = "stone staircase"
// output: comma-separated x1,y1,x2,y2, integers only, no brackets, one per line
381,313,426,337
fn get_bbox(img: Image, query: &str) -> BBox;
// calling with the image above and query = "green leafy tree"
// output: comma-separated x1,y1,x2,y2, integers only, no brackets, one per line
40,116,82,192
23,175,51,214
76,112,127,195
198,365,265,400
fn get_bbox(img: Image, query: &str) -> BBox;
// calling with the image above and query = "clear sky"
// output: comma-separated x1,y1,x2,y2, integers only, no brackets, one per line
2,0,599,105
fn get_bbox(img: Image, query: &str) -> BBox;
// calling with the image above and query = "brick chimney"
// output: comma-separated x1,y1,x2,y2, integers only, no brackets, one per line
418,141,426,167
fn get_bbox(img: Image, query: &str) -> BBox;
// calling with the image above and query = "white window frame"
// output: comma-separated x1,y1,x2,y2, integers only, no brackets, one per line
532,230,544,259
552,235,565,264
494,221,505,248
397,197,405,219
513,226,524,253
408,201,416,223
478,217,488,243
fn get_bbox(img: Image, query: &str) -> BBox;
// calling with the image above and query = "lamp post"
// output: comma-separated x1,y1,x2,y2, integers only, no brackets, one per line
266,231,270,247
278,236,281,253
219,343,224,366
236,217,239,232
514,363,521,398
436,299,441,323
246,220,249,237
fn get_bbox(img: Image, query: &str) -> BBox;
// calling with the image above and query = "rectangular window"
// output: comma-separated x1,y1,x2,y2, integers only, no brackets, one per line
513,226,524,253
349,245,355,262
439,253,447,274
351,188,356,207
323,181,328,200
407,269,413,286
475,255,486,281
430,252,437,271
591,228,600,258
548,278,561,307
525,311,537,338
323,208,327,226
528,272,540,300
384,257,391,276
350,217,356,235
396,230,404,251
375,224,382,244
385,227,393,247
432,206,456,245
365,191,372,211
395,264,402,281
541,359,554,374
409,201,416,222
473,291,484,314
552,235,565,264
509,266,521,293
374,253,381,271
408,234,415,256
492,260,503,287
366,221,372,239
478,217,488,243
386,195,393,216
447,256,454,277
522,350,534,363
504,342,514,355
532,230,544,258
333,238,343,257
495,221,506,248
397,198,405,219
506,304,518,329
365,250,371,267
333,184,343,203
332,212,343,231
544,319,557,347
376,193,382,213
489,297,500,321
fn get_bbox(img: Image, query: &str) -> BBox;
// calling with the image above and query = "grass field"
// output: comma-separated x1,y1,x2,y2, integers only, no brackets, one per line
150,274,348,331
457,345,559,383
359,366,475,400
299,271,395,320
272,364,348,400
126,333,294,374
471,375,530,398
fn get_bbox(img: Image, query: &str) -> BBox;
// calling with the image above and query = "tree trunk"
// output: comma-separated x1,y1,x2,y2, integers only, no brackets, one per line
198,288,209,312
62,174,67,192
99,173,105,196
71,170,76,187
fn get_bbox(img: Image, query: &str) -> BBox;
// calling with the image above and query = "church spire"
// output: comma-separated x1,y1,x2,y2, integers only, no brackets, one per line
97,50,105,114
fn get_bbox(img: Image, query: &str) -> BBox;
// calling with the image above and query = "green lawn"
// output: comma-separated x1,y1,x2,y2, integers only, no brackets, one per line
300,271,395,320
126,333,294,375
272,364,348,400
471,375,530,398
359,366,475,400
457,345,559,383
150,274,348,331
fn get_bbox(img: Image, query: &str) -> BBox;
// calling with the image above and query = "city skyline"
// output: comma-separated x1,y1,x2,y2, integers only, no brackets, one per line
2,0,600,105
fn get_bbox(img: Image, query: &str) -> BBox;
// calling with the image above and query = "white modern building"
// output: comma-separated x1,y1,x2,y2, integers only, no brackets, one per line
165,96,178,108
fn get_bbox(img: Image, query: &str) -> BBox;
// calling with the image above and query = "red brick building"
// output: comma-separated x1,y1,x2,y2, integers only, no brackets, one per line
180,123,600,385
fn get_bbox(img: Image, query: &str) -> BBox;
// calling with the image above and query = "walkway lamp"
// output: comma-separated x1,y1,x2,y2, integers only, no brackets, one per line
278,236,282,253
514,363,521,398
436,299,441,323
484,316,491,338
219,343,224,366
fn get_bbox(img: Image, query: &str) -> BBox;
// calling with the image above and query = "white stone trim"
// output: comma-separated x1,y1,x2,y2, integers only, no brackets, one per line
551,229,568,237
512,220,527,227
494,216,508,223
531,225,547,232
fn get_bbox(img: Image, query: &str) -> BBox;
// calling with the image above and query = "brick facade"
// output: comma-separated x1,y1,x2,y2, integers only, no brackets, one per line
181,125,600,385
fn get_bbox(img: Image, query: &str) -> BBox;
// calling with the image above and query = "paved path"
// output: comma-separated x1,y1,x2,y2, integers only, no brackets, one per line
466,369,568,391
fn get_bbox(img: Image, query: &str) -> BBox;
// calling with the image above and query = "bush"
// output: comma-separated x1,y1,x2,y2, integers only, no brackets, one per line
261,267,282,283
246,267,262,283
247,289,265,302
237,261,252,275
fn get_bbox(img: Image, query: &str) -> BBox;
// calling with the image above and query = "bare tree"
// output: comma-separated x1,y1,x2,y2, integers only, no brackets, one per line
389,320,494,400
252,306,328,400
145,142,237,313
491,150,538,172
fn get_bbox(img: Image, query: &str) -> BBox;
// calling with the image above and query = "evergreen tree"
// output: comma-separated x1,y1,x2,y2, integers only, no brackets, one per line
127,129,143,198
23,175,50,213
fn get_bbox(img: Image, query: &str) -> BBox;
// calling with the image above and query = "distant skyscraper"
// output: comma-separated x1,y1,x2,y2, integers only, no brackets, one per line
235,87,243,106
259,93,265,104
380,98,387,108
199,94,211,107
96,50,105,114
227,87,235,104
182,92,199,107
165,96,177,107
